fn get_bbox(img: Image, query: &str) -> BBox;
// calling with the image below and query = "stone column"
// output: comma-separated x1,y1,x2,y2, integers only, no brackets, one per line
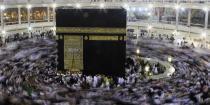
187,9,191,27
176,7,179,31
1,8,4,30
204,10,209,29
47,6,50,22
18,7,21,24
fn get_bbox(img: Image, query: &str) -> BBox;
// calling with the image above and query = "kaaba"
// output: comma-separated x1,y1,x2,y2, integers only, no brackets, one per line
56,8,126,77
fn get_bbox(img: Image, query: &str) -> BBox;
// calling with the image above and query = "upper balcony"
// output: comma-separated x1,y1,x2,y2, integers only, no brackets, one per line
0,0,209,39
0,0,210,5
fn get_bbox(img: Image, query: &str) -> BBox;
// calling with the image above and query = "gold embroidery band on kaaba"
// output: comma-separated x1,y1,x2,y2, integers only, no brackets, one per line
56,27,126,34
88,36,119,40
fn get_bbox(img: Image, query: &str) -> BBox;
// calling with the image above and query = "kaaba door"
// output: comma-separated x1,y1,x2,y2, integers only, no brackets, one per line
63,35,83,72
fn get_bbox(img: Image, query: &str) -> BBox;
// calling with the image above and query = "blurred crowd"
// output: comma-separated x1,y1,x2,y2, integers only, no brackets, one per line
0,29,209,105
0,30,54,46
138,31,210,49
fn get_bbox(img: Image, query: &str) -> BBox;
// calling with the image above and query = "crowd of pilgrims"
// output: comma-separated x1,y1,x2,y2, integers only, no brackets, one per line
62,57,166,90
0,30,54,46
132,32,210,104
138,31,208,49
0,29,209,104
58,55,210,104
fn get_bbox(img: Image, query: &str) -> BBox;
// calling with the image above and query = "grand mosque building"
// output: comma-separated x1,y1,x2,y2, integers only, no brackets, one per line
0,0,209,105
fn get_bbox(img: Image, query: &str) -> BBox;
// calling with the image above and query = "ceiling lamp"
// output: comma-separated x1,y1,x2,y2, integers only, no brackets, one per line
175,4,180,10
123,3,128,8
75,3,81,9
203,7,208,12
201,32,206,38
28,27,32,31
147,12,152,16
27,4,32,9
99,3,105,9
0,5,5,10
131,7,136,11
181,7,185,12
144,8,148,11
52,3,57,8
149,4,153,8
1,30,6,34
147,25,152,30
138,7,142,12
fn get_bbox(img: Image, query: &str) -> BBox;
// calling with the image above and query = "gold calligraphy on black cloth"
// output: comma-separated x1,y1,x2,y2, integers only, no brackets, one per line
57,27,126,34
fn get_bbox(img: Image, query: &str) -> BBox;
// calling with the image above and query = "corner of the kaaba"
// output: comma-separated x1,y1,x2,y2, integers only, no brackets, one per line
56,7,127,77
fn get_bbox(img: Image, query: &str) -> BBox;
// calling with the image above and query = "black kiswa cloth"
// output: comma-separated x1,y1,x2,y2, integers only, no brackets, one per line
56,8,126,77
56,8,126,28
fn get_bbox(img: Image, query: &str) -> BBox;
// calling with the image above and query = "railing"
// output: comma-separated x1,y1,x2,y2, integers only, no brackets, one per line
21,21,28,24
68,0,209,3
5,21,18,25
64,0,210,4
128,18,207,28
1,0,210,5
68,0,210,4
190,23,204,28
179,22,188,26
30,20,48,23
128,19,177,25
